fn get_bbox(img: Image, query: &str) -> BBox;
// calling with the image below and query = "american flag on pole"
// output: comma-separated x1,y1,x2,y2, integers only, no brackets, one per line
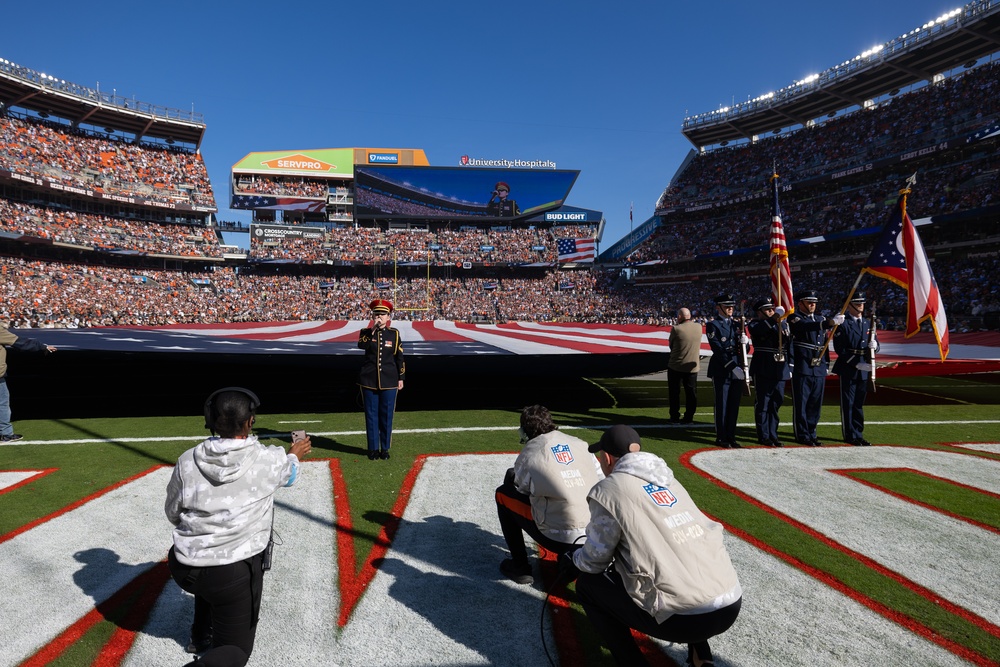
769,173,794,315
557,237,596,263
863,178,949,360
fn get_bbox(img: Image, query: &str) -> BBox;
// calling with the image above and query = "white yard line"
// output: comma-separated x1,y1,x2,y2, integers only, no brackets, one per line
4,421,999,446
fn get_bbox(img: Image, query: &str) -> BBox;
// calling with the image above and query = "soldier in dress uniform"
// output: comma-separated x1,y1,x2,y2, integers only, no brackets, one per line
706,294,746,448
832,292,879,446
358,299,405,460
747,297,790,447
787,290,844,446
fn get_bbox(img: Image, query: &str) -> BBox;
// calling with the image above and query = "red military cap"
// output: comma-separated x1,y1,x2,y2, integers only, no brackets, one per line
370,298,393,314
494,181,510,192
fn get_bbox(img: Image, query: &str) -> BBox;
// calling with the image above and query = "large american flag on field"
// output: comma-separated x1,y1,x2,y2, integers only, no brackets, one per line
557,237,596,263
232,194,326,213
769,173,794,315
863,181,949,361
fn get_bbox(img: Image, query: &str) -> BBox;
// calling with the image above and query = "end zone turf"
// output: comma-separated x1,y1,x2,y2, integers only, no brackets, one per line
3,451,993,666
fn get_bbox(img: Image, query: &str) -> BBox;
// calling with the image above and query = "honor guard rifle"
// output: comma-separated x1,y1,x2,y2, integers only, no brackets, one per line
738,300,752,395
867,300,877,392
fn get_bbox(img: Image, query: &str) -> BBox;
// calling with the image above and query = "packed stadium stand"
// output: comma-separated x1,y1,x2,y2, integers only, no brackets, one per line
602,2,1000,332
2,1,999,334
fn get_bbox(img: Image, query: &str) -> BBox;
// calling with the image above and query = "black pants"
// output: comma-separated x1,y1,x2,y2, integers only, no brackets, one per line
168,547,265,667
668,368,698,421
495,480,577,566
577,567,741,666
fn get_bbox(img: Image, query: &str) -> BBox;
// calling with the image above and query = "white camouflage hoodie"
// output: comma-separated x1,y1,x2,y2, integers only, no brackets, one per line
573,451,742,621
166,434,299,566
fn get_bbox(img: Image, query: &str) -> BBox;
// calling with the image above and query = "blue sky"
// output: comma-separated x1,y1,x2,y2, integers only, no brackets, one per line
3,0,958,249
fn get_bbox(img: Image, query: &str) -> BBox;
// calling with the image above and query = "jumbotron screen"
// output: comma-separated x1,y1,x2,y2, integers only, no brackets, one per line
354,166,579,221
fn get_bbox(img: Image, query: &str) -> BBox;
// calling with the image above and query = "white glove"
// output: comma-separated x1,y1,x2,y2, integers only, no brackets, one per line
868,338,878,350
732,367,746,381
856,362,872,372
832,314,845,325
739,334,749,345
774,306,785,317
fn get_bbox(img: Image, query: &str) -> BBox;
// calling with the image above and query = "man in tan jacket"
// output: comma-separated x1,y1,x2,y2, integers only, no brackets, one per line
567,425,742,666
668,307,702,424
1,324,56,442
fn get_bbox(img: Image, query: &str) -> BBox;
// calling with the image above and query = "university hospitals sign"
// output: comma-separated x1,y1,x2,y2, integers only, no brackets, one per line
459,155,556,169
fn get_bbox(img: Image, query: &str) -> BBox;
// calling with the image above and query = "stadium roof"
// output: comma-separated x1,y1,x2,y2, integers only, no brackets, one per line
0,58,206,148
682,0,1000,148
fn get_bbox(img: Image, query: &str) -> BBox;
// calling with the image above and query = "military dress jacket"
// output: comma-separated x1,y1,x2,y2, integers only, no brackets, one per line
788,312,831,376
832,316,879,380
358,326,405,390
747,317,790,381
706,317,745,379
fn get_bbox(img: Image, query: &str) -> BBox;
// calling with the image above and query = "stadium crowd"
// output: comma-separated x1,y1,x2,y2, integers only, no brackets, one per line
0,199,221,257
2,251,997,330
248,224,597,264
658,60,1000,210
235,175,328,198
1,58,997,334
0,114,215,208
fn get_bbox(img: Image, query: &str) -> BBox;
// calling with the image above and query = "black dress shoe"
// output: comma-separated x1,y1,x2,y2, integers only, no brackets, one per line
714,439,730,448
851,439,866,447
811,439,822,447
728,440,742,449
368,451,378,460
770,440,783,448
380,450,390,460
680,417,694,424
186,635,212,654
858,438,872,446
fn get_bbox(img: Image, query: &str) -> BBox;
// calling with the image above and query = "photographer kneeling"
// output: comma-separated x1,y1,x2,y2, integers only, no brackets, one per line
495,405,603,585
165,388,311,667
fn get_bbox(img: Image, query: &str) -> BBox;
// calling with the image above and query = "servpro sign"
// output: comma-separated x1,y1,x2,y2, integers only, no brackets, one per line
232,148,355,176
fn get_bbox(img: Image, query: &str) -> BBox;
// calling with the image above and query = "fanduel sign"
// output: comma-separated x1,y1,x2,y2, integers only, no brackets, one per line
368,153,399,164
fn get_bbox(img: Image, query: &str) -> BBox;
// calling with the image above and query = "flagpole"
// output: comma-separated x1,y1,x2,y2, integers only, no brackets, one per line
812,268,866,364
770,169,787,360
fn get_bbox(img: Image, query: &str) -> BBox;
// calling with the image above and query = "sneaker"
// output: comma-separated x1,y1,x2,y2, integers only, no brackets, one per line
0,434,23,442
499,558,533,585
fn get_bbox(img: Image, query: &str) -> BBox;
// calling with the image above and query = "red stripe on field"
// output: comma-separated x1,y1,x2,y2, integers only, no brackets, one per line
0,465,166,546
452,322,641,354
94,563,173,667
0,467,57,496
203,320,353,341
21,562,171,667
502,322,671,347
681,448,1000,666
831,467,1000,535
411,321,472,342
332,454,427,626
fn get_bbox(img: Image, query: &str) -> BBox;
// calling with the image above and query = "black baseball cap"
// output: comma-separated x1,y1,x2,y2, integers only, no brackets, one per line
589,424,642,457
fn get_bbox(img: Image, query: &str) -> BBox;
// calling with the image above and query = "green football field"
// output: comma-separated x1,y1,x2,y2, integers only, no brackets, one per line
2,372,998,666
